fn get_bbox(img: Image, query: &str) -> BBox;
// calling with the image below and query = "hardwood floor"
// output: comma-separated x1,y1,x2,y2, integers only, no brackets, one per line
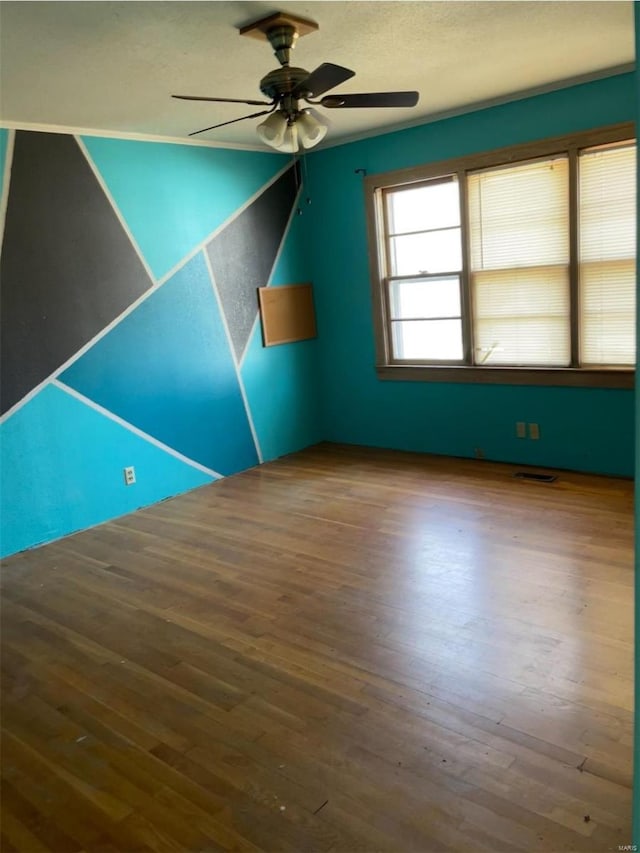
0,443,633,852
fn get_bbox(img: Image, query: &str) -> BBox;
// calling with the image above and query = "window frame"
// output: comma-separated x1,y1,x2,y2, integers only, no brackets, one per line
383,174,467,365
365,122,635,389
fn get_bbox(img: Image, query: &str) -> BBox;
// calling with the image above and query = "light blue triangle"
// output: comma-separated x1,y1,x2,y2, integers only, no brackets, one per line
269,208,311,286
0,384,214,559
81,136,287,280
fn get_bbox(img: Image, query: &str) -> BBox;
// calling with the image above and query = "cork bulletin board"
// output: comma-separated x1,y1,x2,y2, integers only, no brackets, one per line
258,283,317,347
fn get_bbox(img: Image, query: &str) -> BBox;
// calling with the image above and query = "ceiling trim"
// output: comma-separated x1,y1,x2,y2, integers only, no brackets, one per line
0,120,280,154
1,62,634,156
316,62,636,151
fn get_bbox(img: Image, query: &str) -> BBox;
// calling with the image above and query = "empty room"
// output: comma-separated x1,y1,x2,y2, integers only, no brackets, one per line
0,1,637,851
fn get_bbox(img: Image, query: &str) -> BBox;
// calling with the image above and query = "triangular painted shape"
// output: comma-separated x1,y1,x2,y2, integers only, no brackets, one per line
0,384,213,559
60,253,258,476
206,165,298,360
240,319,320,463
82,135,287,280
0,131,152,415
269,206,311,287
240,217,320,461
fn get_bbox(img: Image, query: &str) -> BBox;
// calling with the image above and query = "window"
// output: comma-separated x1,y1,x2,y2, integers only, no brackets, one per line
386,177,464,361
468,157,570,367
367,124,636,387
579,144,636,366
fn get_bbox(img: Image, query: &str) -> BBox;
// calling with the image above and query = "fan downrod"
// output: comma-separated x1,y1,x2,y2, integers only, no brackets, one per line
266,24,298,67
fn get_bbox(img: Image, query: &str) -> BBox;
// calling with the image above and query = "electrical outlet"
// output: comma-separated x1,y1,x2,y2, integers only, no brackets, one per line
474,447,485,459
528,423,540,440
516,422,526,439
123,466,136,485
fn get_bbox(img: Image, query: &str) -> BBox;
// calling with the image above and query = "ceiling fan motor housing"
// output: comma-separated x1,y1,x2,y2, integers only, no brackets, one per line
259,66,309,101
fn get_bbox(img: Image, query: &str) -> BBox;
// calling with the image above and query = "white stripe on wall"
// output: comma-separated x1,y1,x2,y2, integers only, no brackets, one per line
238,182,304,369
75,136,157,285
203,251,264,463
1,280,163,424
53,380,222,479
155,160,294,289
0,156,294,424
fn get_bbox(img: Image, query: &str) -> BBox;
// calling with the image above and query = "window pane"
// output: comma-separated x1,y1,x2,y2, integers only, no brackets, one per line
390,229,462,276
579,145,635,262
474,317,570,366
392,319,463,361
386,178,460,234
580,260,636,365
579,143,636,366
389,276,461,319
468,157,569,269
473,266,570,366
468,157,570,367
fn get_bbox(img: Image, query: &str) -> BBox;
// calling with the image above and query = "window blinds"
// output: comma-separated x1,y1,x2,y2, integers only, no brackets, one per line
579,144,636,366
468,157,570,366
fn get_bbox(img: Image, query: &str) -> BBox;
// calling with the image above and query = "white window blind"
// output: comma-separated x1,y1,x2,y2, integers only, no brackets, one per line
468,157,571,366
579,143,636,366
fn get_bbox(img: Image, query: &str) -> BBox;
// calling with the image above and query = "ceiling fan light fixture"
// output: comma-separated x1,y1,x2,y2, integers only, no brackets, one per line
175,14,420,144
296,109,327,149
257,111,288,148
276,122,300,153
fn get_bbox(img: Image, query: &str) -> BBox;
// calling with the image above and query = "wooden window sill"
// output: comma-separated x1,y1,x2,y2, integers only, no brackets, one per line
375,364,635,389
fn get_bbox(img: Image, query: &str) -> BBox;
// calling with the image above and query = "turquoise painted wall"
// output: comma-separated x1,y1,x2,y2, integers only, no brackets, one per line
241,211,320,463
305,73,636,477
0,134,321,558
80,137,283,281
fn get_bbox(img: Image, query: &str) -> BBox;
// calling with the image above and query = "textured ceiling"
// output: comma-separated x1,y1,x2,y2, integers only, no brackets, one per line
0,1,634,150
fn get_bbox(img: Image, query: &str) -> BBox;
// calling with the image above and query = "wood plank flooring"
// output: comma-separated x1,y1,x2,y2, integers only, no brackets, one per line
0,443,633,852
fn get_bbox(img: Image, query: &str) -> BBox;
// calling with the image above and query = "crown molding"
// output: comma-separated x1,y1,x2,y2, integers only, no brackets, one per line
0,120,280,153
315,63,636,152
1,63,634,155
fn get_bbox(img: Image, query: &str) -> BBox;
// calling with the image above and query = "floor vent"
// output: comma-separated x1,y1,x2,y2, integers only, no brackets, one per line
514,472,557,483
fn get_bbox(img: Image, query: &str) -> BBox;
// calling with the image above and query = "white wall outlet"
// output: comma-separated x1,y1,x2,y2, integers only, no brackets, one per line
516,422,526,438
528,423,540,440
123,466,136,485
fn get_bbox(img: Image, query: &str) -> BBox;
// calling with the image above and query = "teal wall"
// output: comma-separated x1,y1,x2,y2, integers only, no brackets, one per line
305,72,636,477
0,133,320,558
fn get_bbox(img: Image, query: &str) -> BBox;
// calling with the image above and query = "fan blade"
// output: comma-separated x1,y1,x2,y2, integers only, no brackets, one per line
292,63,355,98
173,95,273,106
321,91,419,109
188,109,273,137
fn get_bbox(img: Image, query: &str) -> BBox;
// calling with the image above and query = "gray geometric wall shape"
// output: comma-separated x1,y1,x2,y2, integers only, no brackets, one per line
0,131,152,414
206,164,298,361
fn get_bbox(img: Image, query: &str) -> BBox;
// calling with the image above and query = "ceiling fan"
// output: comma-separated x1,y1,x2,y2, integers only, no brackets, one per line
172,12,420,152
